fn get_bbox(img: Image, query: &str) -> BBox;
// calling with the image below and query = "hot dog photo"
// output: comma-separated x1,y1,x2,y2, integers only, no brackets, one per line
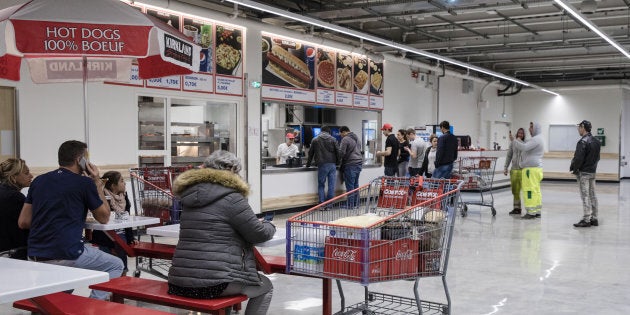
262,35,314,89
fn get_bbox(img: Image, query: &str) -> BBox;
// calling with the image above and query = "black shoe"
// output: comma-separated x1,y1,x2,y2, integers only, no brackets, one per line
573,220,591,227
590,218,599,226
509,209,521,215
522,214,537,220
535,213,541,218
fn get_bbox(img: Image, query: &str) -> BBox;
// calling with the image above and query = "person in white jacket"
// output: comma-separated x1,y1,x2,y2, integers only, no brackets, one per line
512,122,545,219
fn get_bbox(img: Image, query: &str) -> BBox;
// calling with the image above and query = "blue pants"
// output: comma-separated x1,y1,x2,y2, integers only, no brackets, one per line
432,163,454,179
34,244,124,300
318,163,337,203
343,164,362,207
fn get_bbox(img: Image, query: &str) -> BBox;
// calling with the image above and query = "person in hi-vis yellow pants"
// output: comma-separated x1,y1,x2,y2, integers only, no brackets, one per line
522,167,543,215
504,127,526,215
512,122,545,219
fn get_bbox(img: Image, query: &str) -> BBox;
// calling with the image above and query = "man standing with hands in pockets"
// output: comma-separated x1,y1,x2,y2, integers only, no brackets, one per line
570,120,601,227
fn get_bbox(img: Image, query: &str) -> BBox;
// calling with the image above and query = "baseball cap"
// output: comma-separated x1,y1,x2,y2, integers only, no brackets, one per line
286,133,295,139
577,120,592,131
380,123,393,131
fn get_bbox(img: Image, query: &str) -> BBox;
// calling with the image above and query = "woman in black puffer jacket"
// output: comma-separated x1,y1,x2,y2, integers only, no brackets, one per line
168,151,276,315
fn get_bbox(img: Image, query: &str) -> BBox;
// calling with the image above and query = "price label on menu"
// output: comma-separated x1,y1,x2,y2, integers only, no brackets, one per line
317,89,335,105
183,73,213,93
262,86,316,103
369,96,384,110
353,94,369,108
146,75,181,89
128,65,143,86
215,76,243,95
335,91,353,106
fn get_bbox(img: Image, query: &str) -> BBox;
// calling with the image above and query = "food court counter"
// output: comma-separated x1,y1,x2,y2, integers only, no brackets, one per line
261,164,382,211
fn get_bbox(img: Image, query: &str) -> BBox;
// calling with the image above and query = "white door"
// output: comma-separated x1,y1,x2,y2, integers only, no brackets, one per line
621,90,630,178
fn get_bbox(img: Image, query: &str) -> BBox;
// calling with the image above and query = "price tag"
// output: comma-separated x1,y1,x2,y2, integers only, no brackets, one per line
104,64,143,87
335,91,353,106
215,76,243,95
353,94,369,108
317,89,335,105
146,75,181,90
369,96,384,110
183,73,214,93
262,86,316,103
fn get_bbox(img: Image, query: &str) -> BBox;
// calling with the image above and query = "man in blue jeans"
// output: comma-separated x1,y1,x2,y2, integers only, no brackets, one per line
376,123,399,176
433,121,458,179
339,126,363,207
307,126,341,205
19,140,124,300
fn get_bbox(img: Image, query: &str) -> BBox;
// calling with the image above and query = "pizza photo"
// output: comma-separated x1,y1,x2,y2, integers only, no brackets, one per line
317,59,335,88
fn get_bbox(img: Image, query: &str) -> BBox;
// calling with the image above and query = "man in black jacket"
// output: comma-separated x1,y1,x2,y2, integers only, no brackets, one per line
433,121,458,179
570,120,601,227
307,125,341,204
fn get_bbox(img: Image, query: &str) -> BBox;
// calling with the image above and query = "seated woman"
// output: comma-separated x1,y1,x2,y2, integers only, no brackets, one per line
168,151,276,314
0,158,33,259
90,171,137,273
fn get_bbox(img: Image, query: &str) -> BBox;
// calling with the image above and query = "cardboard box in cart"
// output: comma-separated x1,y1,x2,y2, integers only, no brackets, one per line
324,237,419,281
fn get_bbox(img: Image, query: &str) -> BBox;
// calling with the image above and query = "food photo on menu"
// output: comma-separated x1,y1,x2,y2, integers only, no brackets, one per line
353,56,369,94
316,49,335,89
262,35,314,89
336,52,353,92
369,60,384,95
215,25,243,77
182,17,213,73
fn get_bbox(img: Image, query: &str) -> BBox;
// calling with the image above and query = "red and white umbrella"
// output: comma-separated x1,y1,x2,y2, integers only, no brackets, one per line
0,0,200,142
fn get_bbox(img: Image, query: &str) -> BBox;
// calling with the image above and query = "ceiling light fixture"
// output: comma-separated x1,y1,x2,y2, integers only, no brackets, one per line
553,0,630,59
220,0,558,96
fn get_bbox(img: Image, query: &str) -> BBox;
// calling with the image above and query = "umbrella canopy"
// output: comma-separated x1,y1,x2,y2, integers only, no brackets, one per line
0,0,200,82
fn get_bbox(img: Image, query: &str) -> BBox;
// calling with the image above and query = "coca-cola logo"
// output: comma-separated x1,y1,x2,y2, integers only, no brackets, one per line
332,248,358,262
383,188,406,196
395,249,413,260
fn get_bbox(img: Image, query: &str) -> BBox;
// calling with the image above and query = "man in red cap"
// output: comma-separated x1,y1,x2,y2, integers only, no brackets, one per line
276,132,299,165
376,123,399,176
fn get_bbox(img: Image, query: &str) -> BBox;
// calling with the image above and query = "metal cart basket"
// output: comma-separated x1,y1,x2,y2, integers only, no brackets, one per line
452,157,498,216
287,177,463,315
129,167,188,278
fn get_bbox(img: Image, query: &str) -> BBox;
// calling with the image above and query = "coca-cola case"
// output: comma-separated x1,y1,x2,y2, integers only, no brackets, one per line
323,237,388,282
377,184,410,209
419,251,441,276
388,239,419,279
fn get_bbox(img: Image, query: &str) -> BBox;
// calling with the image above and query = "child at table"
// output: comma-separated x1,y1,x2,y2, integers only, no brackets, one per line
90,171,137,274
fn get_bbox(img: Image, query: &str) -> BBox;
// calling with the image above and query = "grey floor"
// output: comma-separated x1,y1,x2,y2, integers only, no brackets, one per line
2,180,629,314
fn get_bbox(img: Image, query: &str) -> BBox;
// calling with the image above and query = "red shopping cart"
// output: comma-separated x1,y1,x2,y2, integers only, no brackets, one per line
287,177,463,315
452,157,498,216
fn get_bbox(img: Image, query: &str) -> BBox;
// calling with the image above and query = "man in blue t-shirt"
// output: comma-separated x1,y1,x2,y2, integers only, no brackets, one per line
18,140,123,300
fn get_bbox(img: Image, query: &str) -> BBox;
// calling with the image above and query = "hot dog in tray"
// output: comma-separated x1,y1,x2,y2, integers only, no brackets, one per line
267,45,312,88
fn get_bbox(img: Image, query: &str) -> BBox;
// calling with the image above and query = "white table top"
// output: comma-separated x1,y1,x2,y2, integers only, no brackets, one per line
147,224,286,247
0,257,108,304
85,215,161,230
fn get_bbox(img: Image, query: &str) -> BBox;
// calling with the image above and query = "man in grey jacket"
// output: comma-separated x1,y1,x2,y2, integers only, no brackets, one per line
339,126,363,207
307,125,341,204
513,122,545,219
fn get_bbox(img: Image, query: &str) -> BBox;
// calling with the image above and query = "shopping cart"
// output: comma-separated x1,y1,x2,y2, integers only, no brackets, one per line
129,167,188,278
287,177,463,315
452,157,498,217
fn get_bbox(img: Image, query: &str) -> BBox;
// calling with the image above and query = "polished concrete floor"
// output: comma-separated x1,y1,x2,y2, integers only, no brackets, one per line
2,180,629,314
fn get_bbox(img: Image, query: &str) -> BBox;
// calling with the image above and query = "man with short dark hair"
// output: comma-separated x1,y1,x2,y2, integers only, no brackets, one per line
307,125,341,204
18,140,124,300
433,121,458,179
339,126,363,207
570,120,601,227
405,128,428,177
376,123,398,176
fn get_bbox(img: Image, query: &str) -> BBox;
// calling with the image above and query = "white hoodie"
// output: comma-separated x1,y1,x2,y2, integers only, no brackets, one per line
513,122,544,168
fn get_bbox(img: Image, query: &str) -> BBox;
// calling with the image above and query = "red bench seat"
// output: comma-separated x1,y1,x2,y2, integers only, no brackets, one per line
13,292,173,315
132,242,176,259
90,276,246,315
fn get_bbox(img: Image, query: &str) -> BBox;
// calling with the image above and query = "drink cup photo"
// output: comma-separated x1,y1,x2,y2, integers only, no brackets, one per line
183,25,198,38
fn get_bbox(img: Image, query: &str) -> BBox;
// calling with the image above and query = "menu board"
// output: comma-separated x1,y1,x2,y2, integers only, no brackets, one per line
104,4,244,96
262,32,385,110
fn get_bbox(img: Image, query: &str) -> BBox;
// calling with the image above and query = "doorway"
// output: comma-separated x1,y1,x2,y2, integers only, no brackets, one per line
0,86,17,161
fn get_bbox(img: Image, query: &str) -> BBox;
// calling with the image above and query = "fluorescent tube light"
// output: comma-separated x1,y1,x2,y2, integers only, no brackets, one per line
553,0,630,59
221,0,557,95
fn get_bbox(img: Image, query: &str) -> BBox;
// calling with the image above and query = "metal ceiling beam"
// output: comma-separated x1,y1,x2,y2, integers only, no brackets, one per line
427,0,457,16
431,15,489,39
494,11,539,35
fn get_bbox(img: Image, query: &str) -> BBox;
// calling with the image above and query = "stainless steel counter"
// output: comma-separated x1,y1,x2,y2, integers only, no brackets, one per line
261,163,381,174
